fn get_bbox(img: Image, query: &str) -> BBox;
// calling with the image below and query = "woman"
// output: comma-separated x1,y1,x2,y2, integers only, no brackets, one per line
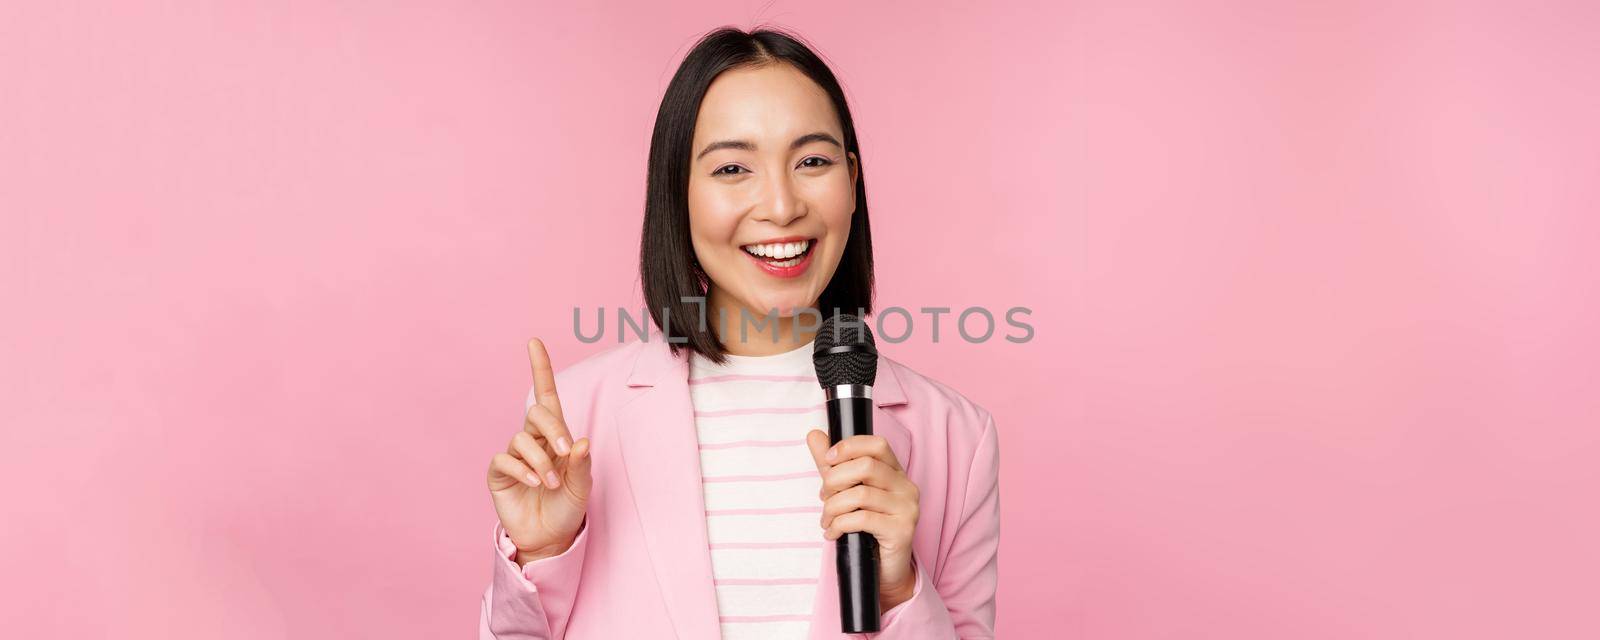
481,27,999,640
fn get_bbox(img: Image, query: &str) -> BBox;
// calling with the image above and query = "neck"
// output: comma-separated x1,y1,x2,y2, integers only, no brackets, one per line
707,287,819,357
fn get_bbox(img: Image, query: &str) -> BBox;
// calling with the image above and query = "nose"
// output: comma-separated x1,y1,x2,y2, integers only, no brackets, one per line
752,170,806,226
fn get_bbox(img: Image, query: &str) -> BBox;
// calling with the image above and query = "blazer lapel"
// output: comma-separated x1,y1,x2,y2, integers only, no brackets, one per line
870,357,913,467
616,339,721,640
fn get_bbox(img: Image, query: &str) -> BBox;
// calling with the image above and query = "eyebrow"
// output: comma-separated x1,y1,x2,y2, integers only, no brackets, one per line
695,132,843,161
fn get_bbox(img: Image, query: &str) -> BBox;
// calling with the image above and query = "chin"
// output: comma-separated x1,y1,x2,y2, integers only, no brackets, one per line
749,293,813,318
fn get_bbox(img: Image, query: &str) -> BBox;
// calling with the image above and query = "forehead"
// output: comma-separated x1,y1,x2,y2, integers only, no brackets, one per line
692,63,841,145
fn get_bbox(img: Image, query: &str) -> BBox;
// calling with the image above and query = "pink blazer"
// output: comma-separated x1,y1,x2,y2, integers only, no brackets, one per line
479,338,1000,639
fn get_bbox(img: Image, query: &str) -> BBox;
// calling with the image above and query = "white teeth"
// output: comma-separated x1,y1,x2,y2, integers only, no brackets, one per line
742,239,811,260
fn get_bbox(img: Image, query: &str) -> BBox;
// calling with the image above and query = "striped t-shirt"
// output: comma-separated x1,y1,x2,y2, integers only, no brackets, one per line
689,339,826,640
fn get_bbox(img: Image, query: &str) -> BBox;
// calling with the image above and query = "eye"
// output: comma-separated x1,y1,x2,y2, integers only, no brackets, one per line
713,164,748,176
799,156,834,169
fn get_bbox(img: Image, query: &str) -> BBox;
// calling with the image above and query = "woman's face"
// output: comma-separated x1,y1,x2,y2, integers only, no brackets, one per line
687,62,858,323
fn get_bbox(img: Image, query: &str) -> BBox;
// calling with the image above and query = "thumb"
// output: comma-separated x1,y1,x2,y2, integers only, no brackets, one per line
562,437,594,501
806,429,832,472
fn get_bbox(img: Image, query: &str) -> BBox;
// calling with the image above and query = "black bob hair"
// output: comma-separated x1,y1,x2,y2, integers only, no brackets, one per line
639,26,875,365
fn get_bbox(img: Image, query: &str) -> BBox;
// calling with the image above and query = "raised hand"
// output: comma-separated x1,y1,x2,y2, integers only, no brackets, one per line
487,338,593,564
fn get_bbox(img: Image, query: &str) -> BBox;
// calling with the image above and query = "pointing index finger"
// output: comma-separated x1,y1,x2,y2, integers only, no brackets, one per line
527,338,564,420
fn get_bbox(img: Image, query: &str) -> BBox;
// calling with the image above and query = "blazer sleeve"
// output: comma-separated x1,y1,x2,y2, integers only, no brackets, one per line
872,411,1000,639
479,519,590,640
480,384,591,640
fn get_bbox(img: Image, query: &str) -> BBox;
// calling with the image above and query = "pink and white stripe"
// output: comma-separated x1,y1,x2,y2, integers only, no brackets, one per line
689,343,827,640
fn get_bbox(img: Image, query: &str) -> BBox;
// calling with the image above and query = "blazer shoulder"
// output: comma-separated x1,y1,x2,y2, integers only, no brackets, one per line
552,340,648,389
523,340,650,415
881,355,995,438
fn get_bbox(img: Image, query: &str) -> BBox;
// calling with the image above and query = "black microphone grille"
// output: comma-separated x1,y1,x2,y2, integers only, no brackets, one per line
813,313,877,387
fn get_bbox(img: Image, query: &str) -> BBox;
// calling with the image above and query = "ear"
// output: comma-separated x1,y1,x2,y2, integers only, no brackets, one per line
848,151,859,188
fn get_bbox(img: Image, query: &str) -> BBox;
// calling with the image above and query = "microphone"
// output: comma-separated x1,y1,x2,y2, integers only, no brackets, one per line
813,313,881,633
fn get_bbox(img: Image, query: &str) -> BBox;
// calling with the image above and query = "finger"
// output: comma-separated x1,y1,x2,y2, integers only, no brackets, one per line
488,452,543,490
823,509,897,541
526,338,565,421
510,431,562,489
806,429,832,472
820,484,902,528
819,456,901,498
823,435,901,471
560,437,595,503
525,403,574,456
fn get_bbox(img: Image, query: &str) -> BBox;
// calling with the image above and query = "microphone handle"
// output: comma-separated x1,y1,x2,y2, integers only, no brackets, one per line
825,391,880,633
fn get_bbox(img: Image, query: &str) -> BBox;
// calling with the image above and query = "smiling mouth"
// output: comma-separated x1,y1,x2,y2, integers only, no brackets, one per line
740,238,815,268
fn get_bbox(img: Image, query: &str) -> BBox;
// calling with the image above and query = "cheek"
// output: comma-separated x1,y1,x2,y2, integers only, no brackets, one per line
816,186,855,257
686,187,747,276
814,176,856,230
687,184,742,245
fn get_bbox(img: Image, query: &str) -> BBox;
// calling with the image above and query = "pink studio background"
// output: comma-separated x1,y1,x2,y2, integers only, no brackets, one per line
4,1,1598,638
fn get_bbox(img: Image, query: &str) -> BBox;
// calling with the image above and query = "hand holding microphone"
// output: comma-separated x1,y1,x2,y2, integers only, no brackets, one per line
805,430,921,612
486,338,593,565
808,314,922,632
